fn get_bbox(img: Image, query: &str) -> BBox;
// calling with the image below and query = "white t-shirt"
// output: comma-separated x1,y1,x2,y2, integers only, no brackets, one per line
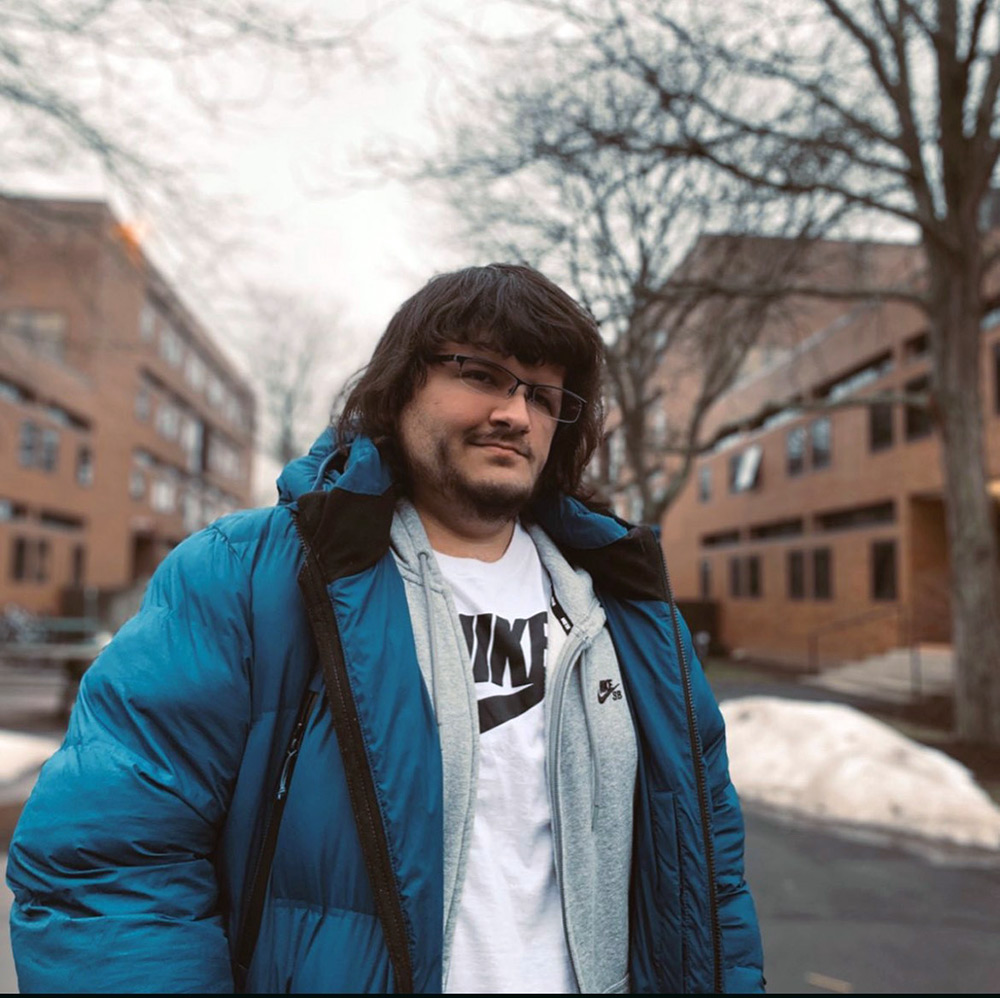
434,522,576,994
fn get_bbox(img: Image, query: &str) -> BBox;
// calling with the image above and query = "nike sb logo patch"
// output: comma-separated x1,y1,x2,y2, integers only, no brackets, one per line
598,679,622,703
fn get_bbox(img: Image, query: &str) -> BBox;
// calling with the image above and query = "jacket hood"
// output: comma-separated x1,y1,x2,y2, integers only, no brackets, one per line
276,429,393,504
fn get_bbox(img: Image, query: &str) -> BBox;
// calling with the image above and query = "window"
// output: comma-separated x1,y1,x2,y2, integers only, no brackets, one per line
18,421,38,466
730,445,763,493
181,417,204,474
749,518,803,541
0,376,25,403
135,383,151,421
129,469,146,501
821,352,893,401
816,501,895,532
699,559,711,599
813,548,833,600
811,418,831,469
1,309,67,362
869,402,894,451
698,465,711,503
903,331,929,362
140,300,158,342
76,446,94,487
40,428,58,471
10,537,48,582
702,529,741,548
872,540,897,600
746,555,762,598
786,426,806,476
159,322,184,367
728,452,740,491
207,374,225,409
17,422,58,471
185,351,206,391
905,375,933,440
650,408,668,448
156,401,180,441
788,550,805,599
151,470,178,513
11,537,28,581
729,557,742,597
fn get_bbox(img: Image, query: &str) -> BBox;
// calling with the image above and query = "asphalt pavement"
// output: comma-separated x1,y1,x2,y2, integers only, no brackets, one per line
745,809,1000,993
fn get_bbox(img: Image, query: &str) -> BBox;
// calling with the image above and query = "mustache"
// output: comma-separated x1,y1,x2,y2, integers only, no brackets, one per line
467,432,532,458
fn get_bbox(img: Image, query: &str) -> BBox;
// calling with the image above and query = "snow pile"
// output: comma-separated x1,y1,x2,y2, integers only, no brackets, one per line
721,696,1000,850
0,730,60,792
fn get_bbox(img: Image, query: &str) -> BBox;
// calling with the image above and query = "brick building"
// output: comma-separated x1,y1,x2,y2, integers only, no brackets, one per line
658,238,1000,667
0,197,255,614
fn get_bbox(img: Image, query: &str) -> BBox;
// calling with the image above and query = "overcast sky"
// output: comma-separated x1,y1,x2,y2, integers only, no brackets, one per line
10,0,528,373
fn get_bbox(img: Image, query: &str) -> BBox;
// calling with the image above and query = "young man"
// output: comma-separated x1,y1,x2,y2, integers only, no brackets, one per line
8,264,764,993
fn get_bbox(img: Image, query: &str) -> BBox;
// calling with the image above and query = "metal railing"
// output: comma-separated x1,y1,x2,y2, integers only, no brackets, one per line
806,602,923,695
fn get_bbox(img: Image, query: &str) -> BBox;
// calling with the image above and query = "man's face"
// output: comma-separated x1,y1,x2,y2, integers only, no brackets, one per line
398,341,565,522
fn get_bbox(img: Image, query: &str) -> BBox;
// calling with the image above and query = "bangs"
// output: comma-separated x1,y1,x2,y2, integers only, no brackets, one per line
415,266,601,386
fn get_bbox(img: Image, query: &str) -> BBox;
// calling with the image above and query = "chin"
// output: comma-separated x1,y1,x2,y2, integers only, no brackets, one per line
454,475,537,520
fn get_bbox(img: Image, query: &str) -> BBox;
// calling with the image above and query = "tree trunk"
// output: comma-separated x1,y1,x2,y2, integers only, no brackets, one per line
929,249,1000,746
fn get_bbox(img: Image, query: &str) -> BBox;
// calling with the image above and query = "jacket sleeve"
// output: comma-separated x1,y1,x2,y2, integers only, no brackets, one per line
6,525,253,994
682,617,766,994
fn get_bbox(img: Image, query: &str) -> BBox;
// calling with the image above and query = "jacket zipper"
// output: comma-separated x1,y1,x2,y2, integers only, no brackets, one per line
656,544,724,994
292,511,415,994
233,686,318,989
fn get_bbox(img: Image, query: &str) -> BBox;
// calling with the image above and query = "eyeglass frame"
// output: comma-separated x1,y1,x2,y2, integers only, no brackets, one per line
428,353,587,424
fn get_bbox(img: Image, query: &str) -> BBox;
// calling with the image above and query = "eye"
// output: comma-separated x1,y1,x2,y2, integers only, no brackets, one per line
531,388,559,415
461,361,503,388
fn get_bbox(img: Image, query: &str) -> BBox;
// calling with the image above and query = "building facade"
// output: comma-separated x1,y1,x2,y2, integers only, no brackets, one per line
659,240,1000,667
0,197,255,614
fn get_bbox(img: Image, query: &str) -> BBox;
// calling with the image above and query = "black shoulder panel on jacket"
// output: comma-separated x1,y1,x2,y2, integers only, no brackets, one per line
567,525,667,602
296,487,398,583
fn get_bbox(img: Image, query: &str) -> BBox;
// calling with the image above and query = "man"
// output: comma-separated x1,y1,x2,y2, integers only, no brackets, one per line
8,263,763,993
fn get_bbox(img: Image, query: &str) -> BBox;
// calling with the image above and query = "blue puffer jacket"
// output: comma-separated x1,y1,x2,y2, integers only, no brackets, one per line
7,433,763,994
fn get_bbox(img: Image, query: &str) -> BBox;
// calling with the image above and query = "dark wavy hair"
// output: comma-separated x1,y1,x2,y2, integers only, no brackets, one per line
336,263,605,500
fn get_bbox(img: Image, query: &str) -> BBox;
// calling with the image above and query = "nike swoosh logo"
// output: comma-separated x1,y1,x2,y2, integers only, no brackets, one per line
598,686,618,704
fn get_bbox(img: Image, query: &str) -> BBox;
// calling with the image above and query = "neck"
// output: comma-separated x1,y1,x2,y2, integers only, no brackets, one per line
413,501,517,561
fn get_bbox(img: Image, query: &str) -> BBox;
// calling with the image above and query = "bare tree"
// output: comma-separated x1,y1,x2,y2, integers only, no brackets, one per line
240,288,350,466
0,0,385,309
427,60,841,524
435,0,1000,744
1,1,373,190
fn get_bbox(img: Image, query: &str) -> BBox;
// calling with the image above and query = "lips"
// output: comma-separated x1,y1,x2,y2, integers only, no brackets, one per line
472,439,530,458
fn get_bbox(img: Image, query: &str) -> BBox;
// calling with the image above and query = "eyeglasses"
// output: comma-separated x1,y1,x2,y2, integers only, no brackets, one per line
430,354,587,424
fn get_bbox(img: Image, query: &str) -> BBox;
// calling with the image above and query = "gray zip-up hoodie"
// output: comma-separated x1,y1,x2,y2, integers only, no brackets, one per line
390,501,638,994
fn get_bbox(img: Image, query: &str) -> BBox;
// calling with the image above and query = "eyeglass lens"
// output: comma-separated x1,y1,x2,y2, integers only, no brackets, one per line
455,357,582,422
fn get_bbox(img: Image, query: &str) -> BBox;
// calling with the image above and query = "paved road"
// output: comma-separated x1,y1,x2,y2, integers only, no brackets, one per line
745,810,1000,993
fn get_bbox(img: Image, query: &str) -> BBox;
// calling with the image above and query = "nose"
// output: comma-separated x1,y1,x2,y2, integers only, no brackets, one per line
488,385,532,430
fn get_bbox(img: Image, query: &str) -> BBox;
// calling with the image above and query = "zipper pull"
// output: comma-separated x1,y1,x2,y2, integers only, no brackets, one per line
275,694,315,800
276,745,299,801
